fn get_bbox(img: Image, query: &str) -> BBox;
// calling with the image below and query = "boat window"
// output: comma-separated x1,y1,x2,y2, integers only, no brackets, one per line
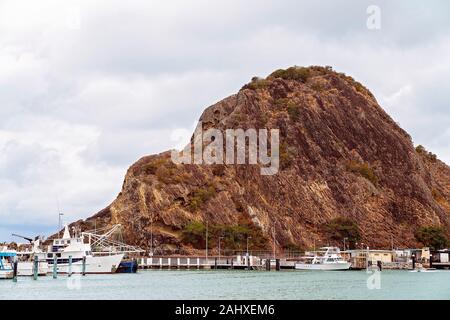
47,253,53,258
56,253,61,257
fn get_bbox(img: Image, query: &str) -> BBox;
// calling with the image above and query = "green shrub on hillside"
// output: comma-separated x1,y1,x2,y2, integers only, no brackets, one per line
187,184,217,212
415,226,449,250
181,221,206,248
324,217,361,248
241,76,270,90
345,160,378,185
270,67,310,83
142,158,166,175
287,102,300,121
279,142,294,169
181,220,268,251
415,145,437,162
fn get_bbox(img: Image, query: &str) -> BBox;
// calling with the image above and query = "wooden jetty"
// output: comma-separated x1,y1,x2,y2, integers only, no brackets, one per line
137,255,288,271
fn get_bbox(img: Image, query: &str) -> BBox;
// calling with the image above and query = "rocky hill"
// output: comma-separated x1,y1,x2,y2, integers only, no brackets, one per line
70,66,450,254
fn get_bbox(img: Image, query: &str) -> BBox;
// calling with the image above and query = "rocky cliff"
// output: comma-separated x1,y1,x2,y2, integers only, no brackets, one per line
70,66,450,253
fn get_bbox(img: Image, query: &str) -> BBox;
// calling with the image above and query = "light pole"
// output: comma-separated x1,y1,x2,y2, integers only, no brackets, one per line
205,221,209,262
218,236,224,260
272,227,276,260
246,236,252,268
366,246,370,269
246,236,252,257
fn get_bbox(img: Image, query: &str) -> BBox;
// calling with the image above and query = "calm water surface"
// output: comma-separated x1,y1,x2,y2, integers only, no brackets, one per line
1,270,449,300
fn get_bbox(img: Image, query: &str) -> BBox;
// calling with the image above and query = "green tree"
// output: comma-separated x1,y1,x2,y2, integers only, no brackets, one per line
181,221,206,249
414,226,449,250
324,217,361,248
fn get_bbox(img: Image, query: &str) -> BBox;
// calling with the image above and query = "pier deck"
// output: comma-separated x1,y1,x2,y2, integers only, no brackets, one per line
137,256,290,270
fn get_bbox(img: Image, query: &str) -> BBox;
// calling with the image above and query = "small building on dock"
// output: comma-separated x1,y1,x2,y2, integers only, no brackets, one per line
430,249,450,270
344,249,395,269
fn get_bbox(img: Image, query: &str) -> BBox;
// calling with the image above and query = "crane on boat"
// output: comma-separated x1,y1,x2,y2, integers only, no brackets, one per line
81,224,144,255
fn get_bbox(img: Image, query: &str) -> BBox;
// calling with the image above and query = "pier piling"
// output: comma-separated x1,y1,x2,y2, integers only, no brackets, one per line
13,257,18,282
53,256,57,279
68,255,72,277
275,259,280,271
82,256,86,276
33,255,38,280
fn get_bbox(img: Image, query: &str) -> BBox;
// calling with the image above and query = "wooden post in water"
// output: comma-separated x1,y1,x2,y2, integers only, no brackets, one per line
214,257,217,269
52,256,57,279
230,258,234,270
275,259,280,271
33,255,39,280
82,256,86,276
13,257,18,282
68,255,72,277
265,259,270,271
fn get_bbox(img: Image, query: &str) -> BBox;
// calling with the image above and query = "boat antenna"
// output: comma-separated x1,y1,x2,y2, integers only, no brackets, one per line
56,197,64,238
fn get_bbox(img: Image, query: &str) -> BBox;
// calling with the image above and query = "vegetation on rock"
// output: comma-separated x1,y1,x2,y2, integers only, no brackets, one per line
416,145,437,162
414,226,449,250
345,160,378,185
270,66,311,83
241,76,270,90
187,184,217,212
324,217,361,248
181,220,268,252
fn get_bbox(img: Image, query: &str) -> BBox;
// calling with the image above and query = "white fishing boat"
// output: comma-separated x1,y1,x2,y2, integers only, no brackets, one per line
10,235,49,276
35,225,124,274
295,247,351,271
0,247,16,279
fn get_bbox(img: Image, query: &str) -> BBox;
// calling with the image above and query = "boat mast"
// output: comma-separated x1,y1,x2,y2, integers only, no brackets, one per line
56,197,63,238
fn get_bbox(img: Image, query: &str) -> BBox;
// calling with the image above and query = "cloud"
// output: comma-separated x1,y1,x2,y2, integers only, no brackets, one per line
0,0,449,241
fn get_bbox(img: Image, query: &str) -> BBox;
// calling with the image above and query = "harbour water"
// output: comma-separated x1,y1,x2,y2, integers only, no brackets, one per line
1,270,449,300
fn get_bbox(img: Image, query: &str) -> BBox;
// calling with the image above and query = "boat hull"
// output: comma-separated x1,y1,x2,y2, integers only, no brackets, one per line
18,261,49,276
0,270,14,279
47,254,124,274
116,260,138,273
295,262,351,271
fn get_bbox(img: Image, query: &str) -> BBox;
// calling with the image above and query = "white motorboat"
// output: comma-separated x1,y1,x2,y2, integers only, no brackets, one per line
295,247,351,271
35,225,124,274
17,241,49,276
17,257,49,276
11,234,49,276
0,247,16,279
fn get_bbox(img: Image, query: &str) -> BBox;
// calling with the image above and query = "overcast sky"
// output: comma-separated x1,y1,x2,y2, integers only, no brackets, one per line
0,0,449,241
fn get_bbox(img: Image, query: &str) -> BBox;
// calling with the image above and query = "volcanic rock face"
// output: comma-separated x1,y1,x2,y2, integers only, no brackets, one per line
76,66,450,252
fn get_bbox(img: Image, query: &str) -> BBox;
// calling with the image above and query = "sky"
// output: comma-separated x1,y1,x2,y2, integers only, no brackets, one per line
0,0,449,241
